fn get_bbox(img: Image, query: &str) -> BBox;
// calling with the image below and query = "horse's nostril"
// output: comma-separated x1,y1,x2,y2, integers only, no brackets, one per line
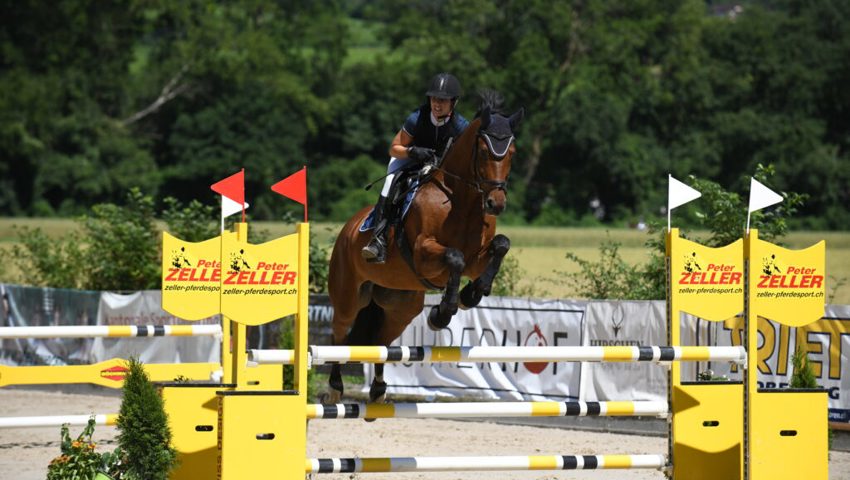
485,199,504,215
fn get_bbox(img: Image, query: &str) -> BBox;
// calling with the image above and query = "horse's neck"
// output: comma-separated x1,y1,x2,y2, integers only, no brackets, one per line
438,168,482,215
440,136,478,204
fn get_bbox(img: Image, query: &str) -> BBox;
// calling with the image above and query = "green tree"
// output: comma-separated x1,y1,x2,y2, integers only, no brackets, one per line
116,358,177,480
0,0,157,215
160,197,218,243
78,189,160,291
311,155,385,221
2,226,84,289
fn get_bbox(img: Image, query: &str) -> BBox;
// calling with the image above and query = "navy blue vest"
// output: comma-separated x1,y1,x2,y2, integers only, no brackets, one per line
402,105,469,155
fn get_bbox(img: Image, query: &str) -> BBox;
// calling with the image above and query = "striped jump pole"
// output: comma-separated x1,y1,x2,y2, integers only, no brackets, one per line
0,324,222,339
247,345,747,365
308,400,669,420
0,400,667,429
0,414,118,429
306,454,667,474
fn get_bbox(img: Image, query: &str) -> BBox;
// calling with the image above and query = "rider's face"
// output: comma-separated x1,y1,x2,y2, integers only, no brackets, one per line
430,97,453,119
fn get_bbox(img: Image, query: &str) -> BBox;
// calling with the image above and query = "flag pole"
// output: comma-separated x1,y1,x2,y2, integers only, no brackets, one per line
302,166,308,223
240,168,246,224
667,175,672,232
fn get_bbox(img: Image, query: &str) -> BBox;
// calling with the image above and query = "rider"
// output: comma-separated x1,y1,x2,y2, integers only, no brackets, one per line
361,72,470,264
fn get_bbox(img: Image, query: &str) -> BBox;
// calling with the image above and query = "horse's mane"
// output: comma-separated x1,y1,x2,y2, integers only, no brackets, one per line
440,89,505,165
475,89,505,117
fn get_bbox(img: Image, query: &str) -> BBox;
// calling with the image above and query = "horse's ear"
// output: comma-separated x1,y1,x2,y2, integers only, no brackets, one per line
479,106,492,130
509,108,525,131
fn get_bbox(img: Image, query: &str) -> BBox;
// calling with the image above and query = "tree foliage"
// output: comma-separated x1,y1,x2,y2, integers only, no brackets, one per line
1,0,848,229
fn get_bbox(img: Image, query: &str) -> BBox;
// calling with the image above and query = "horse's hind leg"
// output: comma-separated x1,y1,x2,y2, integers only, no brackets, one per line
326,279,371,404
460,234,511,309
370,288,425,408
327,364,344,404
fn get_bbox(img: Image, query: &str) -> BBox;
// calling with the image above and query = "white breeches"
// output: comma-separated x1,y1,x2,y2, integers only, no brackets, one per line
380,157,416,197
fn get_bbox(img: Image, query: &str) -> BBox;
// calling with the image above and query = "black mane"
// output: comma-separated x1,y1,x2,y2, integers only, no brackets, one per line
475,89,504,118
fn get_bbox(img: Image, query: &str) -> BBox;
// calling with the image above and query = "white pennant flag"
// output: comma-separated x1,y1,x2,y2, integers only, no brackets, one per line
746,178,783,233
748,178,783,213
222,196,249,218
667,174,701,230
221,196,249,232
668,174,702,210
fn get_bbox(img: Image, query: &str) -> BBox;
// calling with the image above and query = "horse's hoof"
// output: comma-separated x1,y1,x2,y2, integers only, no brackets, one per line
322,389,342,405
365,381,388,422
459,283,483,310
369,380,388,402
427,305,451,330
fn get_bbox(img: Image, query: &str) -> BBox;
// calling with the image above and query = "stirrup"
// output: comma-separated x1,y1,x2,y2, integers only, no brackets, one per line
361,237,387,264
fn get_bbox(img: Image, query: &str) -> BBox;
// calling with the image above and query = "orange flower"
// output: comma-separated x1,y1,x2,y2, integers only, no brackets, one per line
72,441,81,448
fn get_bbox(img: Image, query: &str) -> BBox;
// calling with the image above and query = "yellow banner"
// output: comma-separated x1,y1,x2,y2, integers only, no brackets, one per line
750,237,825,326
671,236,744,321
220,231,300,326
161,232,221,320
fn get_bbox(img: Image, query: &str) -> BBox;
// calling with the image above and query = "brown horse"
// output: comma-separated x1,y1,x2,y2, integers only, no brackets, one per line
326,92,524,404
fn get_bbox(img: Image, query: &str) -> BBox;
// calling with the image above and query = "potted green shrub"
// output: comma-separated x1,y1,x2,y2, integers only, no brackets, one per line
115,357,178,480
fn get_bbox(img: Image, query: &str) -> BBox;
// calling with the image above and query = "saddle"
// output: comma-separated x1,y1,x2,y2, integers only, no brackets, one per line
358,164,431,233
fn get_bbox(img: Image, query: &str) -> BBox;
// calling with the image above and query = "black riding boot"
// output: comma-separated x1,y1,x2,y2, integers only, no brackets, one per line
361,195,390,263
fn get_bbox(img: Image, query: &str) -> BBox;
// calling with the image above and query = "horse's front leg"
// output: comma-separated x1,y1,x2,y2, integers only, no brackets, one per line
460,234,510,309
427,247,464,330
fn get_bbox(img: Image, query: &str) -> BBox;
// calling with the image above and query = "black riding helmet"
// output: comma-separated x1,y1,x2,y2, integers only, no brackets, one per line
425,73,462,100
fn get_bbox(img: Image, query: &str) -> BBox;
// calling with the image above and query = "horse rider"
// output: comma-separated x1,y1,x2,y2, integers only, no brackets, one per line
361,72,470,264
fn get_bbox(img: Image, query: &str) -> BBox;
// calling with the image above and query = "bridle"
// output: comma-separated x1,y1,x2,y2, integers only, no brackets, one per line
434,122,514,206
472,128,514,194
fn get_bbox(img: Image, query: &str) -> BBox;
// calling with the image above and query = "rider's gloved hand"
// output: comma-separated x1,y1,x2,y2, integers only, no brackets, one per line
407,146,436,162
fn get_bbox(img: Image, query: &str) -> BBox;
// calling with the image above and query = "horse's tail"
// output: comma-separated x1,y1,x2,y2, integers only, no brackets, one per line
347,299,384,346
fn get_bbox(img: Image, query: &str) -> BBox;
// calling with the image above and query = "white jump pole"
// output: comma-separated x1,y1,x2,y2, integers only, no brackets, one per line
0,414,118,429
0,324,222,339
308,400,669,420
248,345,746,365
307,454,667,473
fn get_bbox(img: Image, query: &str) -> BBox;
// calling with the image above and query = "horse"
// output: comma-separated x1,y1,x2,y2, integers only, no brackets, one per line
326,92,524,405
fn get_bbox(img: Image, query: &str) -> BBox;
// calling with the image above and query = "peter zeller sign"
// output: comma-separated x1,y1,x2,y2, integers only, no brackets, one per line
161,231,301,325
220,231,300,325
750,237,826,327
161,232,221,320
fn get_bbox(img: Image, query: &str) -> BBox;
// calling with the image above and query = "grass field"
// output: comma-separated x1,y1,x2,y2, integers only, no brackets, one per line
2,218,849,304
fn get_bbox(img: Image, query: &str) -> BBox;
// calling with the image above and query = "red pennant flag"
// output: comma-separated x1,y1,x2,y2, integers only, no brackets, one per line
271,167,308,221
211,169,245,204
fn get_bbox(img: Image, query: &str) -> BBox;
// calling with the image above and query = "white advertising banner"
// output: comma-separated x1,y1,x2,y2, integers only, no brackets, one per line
93,291,219,364
367,296,587,400
580,301,668,402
